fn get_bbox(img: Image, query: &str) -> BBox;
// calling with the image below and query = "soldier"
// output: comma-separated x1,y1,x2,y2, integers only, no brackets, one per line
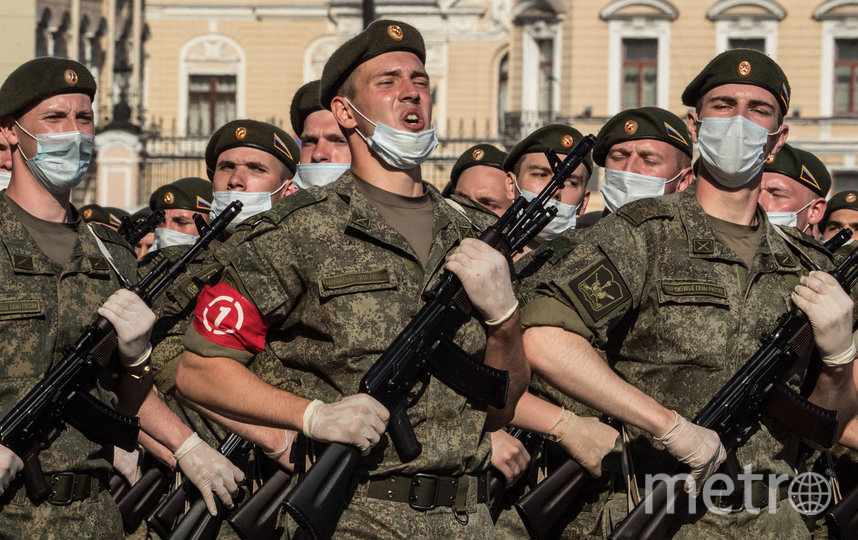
290,79,350,188
758,143,829,236
594,107,694,215
0,130,11,190
128,207,155,259
442,143,514,218
147,176,212,251
176,19,529,537
0,57,154,537
821,190,858,242
505,124,592,256
521,49,858,537
80,204,130,231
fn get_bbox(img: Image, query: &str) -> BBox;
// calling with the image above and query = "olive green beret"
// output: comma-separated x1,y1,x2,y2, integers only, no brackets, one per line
149,177,213,213
290,80,323,137
0,57,97,118
80,204,128,230
593,107,692,167
823,191,858,225
129,207,151,224
442,144,508,197
682,49,790,115
503,124,593,175
205,119,298,179
320,19,426,110
763,144,831,198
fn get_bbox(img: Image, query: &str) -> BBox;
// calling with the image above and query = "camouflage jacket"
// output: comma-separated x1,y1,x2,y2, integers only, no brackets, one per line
184,172,492,477
521,188,833,478
0,194,137,474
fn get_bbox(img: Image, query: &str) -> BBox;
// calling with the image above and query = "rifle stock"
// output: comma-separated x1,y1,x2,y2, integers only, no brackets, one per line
115,462,172,534
281,136,596,539
227,468,292,540
515,454,589,540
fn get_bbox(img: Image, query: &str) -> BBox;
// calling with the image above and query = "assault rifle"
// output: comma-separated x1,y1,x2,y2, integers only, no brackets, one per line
608,241,858,539
282,135,597,539
488,428,542,522
226,466,291,540
0,201,242,502
113,458,173,534
120,208,165,246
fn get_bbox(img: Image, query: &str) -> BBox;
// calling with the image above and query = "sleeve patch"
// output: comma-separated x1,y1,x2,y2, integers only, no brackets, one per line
561,257,631,325
192,281,268,353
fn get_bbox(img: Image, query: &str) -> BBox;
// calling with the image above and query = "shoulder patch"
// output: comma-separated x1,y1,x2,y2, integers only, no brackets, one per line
778,225,826,251
90,222,131,247
254,189,324,227
558,256,632,326
615,198,674,227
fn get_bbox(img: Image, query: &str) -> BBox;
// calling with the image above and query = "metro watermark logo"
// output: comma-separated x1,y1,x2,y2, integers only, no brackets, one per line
644,466,832,516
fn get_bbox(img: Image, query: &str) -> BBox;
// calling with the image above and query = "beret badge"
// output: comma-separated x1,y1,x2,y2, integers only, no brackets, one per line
472,148,484,160
64,69,78,86
388,25,403,41
624,120,638,135
848,193,857,203
562,134,574,148
83,208,92,219
164,192,174,205
235,127,247,140
737,61,752,78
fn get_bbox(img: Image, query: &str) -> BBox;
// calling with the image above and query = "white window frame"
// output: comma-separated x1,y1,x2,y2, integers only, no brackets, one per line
178,34,246,137
607,19,670,114
520,18,562,120
819,14,858,117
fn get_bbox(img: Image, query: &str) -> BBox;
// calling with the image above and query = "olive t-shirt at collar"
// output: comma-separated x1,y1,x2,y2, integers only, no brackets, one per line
4,192,79,266
707,213,764,269
352,176,435,268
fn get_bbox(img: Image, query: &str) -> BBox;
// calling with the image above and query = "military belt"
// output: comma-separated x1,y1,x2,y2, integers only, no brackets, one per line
45,471,107,506
366,471,489,512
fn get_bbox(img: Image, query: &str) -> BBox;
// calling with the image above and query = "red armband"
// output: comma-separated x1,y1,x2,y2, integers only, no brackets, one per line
193,282,268,353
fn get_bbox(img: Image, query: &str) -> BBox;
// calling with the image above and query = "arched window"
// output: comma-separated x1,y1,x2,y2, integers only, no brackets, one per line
178,35,245,136
600,0,677,113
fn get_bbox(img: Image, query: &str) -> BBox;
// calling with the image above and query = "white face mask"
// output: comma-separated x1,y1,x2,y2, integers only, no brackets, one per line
15,121,94,194
294,162,350,189
520,189,578,243
696,116,779,189
151,227,198,251
346,99,438,170
209,181,287,232
0,171,10,190
600,168,684,213
766,199,812,229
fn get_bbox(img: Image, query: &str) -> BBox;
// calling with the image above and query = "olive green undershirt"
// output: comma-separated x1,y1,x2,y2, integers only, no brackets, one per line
353,176,435,268
5,192,79,266
707,213,764,269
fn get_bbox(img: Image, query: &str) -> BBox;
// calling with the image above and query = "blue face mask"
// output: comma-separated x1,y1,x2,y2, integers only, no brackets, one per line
600,168,685,213
520,189,578,243
0,171,10,191
346,99,438,170
766,199,812,230
15,121,94,194
209,180,288,232
151,227,198,251
294,163,349,189
696,116,779,189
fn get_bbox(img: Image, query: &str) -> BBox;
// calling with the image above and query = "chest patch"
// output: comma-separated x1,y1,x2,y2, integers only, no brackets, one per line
660,280,727,299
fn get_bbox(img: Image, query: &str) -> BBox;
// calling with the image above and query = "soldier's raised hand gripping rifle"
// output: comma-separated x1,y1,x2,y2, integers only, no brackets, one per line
281,135,597,539
0,201,243,502
609,233,858,540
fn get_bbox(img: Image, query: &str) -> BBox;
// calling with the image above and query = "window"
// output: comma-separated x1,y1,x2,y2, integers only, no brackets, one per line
187,75,236,136
835,39,858,114
833,171,858,193
728,38,766,52
538,39,554,117
622,39,657,109
498,53,509,131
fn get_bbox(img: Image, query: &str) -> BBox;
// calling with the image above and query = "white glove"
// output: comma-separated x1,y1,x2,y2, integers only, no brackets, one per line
112,446,140,486
302,395,389,456
445,238,518,324
97,289,156,365
490,430,531,487
655,411,726,494
548,409,618,478
793,271,856,366
174,433,245,516
0,444,23,496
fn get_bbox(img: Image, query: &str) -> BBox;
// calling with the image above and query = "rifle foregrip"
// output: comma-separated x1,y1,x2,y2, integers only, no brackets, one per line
389,406,421,462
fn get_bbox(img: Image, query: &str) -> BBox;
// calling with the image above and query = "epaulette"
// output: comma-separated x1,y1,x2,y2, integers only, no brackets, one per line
90,222,133,251
245,189,325,229
778,225,827,252
615,198,674,227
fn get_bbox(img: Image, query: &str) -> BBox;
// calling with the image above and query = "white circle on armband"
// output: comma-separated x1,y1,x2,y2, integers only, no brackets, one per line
202,295,245,335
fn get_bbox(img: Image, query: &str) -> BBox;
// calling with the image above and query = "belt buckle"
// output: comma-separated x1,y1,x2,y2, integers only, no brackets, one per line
409,473,440,511
48,472,77,506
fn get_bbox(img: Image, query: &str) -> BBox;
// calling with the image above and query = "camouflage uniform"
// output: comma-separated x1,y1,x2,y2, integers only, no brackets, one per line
0,194,133,538
184,172,494,538
521,189,832,538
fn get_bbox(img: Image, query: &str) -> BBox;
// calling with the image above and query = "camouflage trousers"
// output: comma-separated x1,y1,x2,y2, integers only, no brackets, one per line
0,482,123,539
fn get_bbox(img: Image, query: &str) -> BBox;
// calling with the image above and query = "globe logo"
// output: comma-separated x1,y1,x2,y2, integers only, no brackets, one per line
789,472,831,516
